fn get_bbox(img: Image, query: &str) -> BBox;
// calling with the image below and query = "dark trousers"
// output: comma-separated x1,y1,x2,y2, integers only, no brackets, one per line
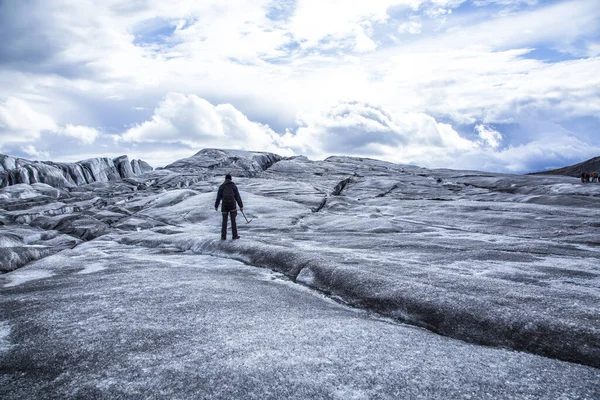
221,210,238,239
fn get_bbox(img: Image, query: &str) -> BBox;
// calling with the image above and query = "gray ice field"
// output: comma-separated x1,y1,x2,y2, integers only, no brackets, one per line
1,150,599,399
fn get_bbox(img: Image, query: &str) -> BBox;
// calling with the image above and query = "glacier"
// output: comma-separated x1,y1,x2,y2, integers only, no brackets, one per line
1,149,599,399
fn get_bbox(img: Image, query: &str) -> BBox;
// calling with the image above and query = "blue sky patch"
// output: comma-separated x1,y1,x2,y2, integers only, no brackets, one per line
132,18,178,46
266,0,297,21
522,47,583,63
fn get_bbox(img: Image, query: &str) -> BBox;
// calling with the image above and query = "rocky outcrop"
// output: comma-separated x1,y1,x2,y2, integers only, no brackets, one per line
0,225,82,272
131,159,153,175
0,154,153,188
165,148,282,177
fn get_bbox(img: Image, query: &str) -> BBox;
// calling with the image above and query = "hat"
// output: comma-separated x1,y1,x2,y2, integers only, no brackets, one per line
225,174,232,180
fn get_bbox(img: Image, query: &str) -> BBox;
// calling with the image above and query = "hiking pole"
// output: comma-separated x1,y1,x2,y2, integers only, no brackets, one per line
240,209,252,223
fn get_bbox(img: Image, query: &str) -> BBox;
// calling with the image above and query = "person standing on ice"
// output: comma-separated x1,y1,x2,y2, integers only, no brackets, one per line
215,174,244,240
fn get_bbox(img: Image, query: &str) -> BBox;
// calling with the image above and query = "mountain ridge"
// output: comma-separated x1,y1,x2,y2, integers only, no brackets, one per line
530,156,600,177
3,150,597,188
0,154,153,188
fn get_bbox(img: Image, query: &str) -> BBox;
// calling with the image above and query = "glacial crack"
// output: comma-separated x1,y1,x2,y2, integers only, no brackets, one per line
376,184,399,198
331,177,353,196
312,177,354,212
114,235,600,369
312,197,327,213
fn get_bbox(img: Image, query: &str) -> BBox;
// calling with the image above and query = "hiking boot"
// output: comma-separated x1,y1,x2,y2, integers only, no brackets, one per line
233,236,240,240
221,237,226,241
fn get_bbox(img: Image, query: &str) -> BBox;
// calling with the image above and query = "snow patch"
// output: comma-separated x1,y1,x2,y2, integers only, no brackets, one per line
0,236,22,247
3,269,54,287
333,388,369,400
0,321,12,354
296,267,316,286
549,183,600,195
77,263,107,275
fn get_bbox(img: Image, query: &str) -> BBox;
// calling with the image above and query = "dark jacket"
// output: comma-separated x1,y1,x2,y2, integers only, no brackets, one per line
215,179,243,212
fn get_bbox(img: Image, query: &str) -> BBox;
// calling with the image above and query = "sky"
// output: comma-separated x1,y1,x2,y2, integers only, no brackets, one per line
0,0,599,173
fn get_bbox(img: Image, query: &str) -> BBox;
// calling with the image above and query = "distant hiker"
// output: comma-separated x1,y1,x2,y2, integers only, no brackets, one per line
581,171,589,183
592,172,598,183
215,174,244,240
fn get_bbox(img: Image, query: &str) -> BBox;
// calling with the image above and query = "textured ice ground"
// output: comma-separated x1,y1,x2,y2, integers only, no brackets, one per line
1,240,599,399
1,149,599,398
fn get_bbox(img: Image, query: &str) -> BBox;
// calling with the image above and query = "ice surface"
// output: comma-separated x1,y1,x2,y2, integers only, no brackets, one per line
1,149,599,398
0,321,12,358
0,226,82,272
1,240,599,399
0,321,11,354
3,268,54,287
0,154,151,188
76,263,107,275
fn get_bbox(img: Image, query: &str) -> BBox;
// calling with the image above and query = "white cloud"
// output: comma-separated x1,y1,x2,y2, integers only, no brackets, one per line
475,124,503,148
168,0,290,63
398,18,423,35
354,25,378,52
4,0,596,129
281,101,600,173
120,93,293,155
120,97,494,169
121,93,223,144
0,97,100,152
472,0,539,6
485,134,598,173
586,42,600,57
401,0,600,54
0,98,57,145
59,124,101,145
367,48,600,129
288,0,415,51
281,101,477,161
21,145,50,159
